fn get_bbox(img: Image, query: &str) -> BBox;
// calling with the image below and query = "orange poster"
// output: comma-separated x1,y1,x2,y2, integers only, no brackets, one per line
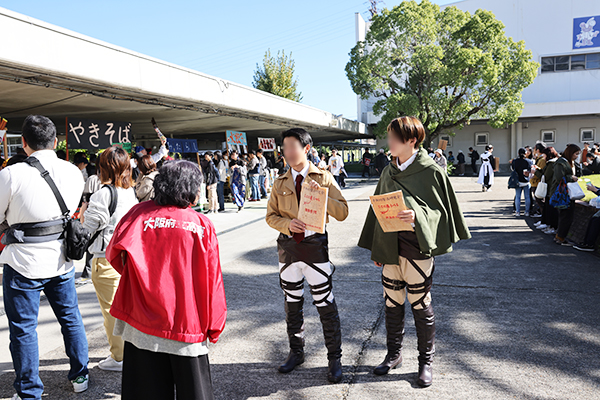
369,190,414,232
297,181,328,234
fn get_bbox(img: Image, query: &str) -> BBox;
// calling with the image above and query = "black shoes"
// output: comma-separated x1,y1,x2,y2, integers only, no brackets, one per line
327,358,343,383
278,350,305,374
374,304,405,375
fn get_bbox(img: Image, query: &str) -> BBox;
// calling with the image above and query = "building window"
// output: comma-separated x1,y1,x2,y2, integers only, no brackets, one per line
587,53,600,69
475,132,489,147
540,52,600,73
541,130,555,144
580,128,596,142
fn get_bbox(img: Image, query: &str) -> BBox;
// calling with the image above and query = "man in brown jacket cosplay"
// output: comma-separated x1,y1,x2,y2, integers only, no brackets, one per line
266,128,349,383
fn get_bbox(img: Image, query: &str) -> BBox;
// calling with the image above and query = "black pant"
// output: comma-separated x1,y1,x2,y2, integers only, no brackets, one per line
80,250,93,279
584,215,600,246
122,341,215,400
362,165,371,177
557,201,575,239
542,196,559,228
471,162,478,174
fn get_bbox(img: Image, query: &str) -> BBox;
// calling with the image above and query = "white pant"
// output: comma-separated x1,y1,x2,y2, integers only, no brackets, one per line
279,261,334,307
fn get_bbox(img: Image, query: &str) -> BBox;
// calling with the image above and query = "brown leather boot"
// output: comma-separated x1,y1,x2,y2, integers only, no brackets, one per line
412,303,435,387
317,300,343,383
374,304,405,375
278,299,305,373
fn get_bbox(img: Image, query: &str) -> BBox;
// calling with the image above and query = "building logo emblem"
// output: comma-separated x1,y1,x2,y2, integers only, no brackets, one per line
573,16,600,49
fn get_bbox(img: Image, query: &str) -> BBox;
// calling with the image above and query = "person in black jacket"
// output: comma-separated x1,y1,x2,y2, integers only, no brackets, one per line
457,150,466,176
583,152,600,175
203,151,220,214
468,147,479,175
511,148,533,217
374,148,390,175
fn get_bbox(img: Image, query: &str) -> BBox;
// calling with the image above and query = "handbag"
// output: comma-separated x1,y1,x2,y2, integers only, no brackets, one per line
567,181,585,201
25,157,117,261
534,175,547,199
549,177,570,209
507,170,519,189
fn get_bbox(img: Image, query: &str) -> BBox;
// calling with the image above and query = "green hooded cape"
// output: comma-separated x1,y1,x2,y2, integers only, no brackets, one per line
358,148,471,265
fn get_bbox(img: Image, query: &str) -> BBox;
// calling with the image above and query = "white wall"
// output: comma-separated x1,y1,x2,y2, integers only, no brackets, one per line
356,0,600,124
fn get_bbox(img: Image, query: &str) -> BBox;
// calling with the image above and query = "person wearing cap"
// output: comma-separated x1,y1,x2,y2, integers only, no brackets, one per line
477,145,495,192
130,138,168,170
433,149,447,173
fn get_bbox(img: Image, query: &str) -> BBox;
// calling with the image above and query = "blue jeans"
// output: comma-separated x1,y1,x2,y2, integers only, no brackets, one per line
249,175,260,200
258,174,267,197
217,181,225,210
515,184,531,214
3,265,89,399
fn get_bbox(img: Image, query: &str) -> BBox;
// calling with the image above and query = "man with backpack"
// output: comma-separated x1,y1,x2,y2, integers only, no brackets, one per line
0,115,90,398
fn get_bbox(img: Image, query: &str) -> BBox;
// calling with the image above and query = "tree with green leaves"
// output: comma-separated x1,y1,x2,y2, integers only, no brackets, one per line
345,0,539,146
253,49,302,102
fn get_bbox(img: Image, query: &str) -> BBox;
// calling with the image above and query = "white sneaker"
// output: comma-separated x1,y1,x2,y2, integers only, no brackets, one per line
534,221,542,226
71,374,89,393
98,355,123,372
543,228,556,235
524,212,530,217
11,394,21,400
536,224,548,230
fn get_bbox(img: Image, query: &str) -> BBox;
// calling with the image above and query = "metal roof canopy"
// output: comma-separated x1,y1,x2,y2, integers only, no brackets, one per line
0,7,369,148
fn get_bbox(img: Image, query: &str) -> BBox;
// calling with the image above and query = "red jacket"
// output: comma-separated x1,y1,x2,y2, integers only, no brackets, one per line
107,201,227,344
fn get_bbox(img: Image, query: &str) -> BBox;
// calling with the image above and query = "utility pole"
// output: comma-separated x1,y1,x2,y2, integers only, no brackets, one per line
367,0,384,20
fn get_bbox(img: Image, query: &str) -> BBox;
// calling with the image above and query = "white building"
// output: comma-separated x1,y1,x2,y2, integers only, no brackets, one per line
355,0,600,167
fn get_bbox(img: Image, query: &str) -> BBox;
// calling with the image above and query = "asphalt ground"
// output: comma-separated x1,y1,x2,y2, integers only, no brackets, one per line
1,174,599,400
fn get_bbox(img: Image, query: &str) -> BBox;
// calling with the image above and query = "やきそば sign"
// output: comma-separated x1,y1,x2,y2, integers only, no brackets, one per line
68,118,131,150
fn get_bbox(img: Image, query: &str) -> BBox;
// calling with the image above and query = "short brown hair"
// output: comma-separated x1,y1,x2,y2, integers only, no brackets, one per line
387,116,426,149
99,145,132,189
138,155,157,176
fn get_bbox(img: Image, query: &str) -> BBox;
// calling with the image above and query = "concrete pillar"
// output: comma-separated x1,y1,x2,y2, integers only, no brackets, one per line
516,122,523,156
510,123,516,160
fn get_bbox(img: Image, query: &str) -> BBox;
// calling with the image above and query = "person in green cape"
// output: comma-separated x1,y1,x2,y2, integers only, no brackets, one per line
358,116,471,387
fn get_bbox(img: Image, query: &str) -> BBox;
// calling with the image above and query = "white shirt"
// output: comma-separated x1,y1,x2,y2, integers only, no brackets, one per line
395,151,418,228
291,163,316,238
0,150,84,278
130,145,168,169
396,150,418,171
328,155,344,176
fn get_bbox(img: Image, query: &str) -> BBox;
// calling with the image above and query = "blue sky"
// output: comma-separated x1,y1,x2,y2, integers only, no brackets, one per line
2,0,458,121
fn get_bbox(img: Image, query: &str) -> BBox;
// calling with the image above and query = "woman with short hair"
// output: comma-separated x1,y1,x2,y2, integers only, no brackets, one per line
107,160,226,400
83,145,138,372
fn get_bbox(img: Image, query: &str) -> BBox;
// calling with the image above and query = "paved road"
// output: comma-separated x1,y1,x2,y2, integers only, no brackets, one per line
1,175,599,400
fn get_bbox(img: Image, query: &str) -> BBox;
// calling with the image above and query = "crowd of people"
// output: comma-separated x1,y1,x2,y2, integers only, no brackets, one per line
0,113,597,400
505,141,600,251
